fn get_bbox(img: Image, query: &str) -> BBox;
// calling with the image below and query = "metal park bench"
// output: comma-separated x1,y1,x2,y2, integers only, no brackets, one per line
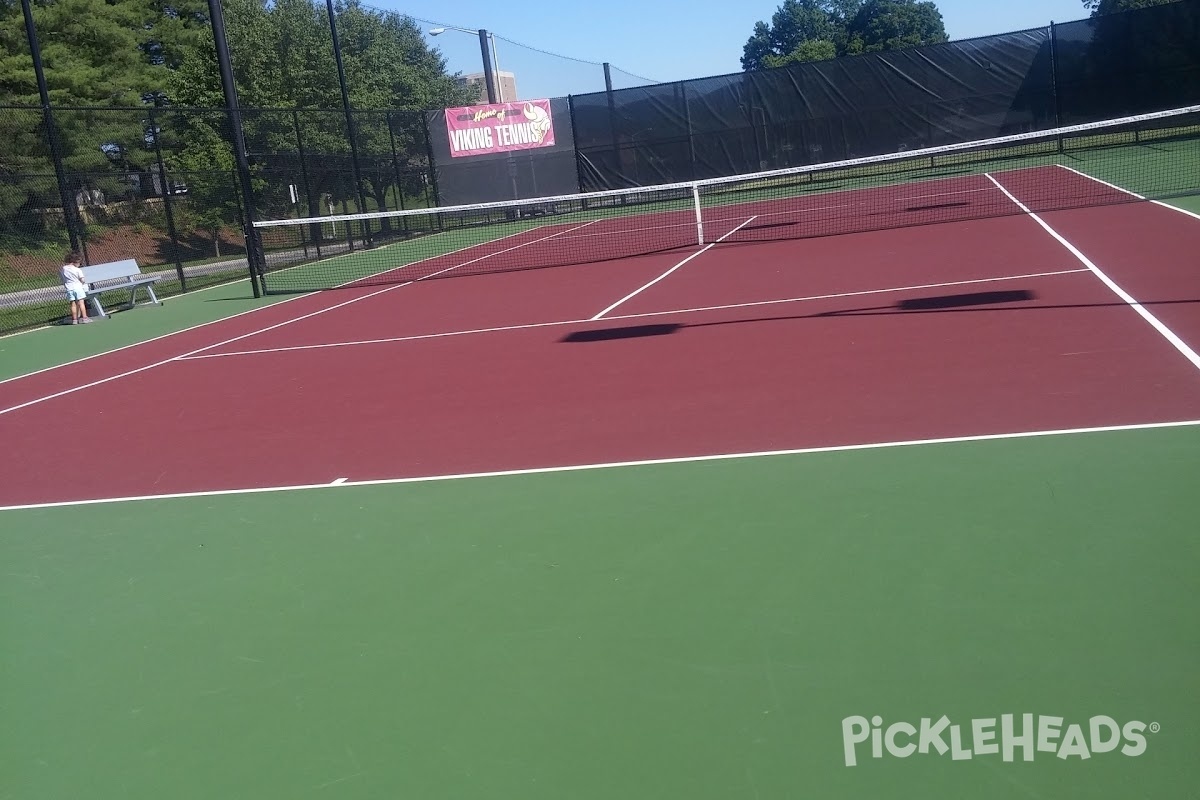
80,259,163,319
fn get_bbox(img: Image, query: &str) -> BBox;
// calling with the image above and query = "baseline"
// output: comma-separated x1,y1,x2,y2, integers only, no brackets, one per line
5,265,1200,506
3,418,1197,512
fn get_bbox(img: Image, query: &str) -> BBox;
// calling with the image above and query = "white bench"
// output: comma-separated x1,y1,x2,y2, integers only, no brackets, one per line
80,259,162,319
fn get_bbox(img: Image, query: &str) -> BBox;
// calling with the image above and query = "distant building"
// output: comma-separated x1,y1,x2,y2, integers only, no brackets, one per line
459,71,518,104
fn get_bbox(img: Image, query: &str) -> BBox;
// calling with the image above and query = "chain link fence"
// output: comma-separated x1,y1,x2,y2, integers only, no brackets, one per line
0,104,432,332
4,0,1198,334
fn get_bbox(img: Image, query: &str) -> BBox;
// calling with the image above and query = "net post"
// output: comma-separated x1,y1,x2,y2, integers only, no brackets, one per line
692,184,703,246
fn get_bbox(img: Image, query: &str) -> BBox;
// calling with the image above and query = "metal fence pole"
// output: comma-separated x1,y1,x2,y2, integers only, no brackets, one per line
325,0,371,248
385,112,409,234
292,109,322,259
603,62,624,197
207,0,263,297
421,113,443,229
149,108,188,291
20,0,82,257
567,94,588,204
1049,22,1064,133
680,81,697,180
479,29,498,104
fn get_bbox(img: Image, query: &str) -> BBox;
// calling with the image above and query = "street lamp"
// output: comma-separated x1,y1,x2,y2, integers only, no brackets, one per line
429,26,503,103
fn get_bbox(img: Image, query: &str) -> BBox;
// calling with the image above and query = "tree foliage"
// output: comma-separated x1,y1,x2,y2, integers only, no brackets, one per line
162,0,475,223
0,0,472,243
741,0,949,71
1082,0,1178,16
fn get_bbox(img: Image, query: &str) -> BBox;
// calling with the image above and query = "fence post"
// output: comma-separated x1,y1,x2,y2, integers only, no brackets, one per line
567,94,589,206
681,81,697,180
742,73,764,172
149,108,188,291
602,62,628,198
292,109,322,259
386,112,410,234
20,0,83,258
420,113,443,230
207,0,263,297
325,0,371,249
479,29,498,104
1049,21,1064,152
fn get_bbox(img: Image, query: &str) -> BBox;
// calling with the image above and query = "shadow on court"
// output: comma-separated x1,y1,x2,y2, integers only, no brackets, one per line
558,290,1200,343
562,324,682,342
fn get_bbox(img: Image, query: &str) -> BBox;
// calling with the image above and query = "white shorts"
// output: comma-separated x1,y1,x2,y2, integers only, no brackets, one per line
65,285,87,301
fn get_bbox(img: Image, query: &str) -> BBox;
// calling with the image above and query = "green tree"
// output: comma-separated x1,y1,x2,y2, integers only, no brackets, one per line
742,0,947,70
0,0,204,243
846,0,948,54
741,0,859,70
165,0,473,234
763,38,838,67
1083,0,1177,15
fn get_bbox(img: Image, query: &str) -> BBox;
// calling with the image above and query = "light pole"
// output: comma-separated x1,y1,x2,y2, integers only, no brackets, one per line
429,26,503,104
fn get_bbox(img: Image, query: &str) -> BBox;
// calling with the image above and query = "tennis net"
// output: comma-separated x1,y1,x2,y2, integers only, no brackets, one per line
253,105,1200,293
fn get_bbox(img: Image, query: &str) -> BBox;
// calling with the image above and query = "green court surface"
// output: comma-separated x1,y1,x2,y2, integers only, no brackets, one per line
2,425,1198,799
3,161,1199,798
0,275,279,381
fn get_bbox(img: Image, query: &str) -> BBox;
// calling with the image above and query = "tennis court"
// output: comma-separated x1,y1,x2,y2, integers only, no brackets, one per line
2,117,1199,799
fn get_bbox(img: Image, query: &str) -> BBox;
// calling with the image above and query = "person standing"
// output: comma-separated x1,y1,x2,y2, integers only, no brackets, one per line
60,251,91,325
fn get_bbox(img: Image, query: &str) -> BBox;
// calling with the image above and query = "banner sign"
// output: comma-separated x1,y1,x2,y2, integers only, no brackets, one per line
444,99,556,158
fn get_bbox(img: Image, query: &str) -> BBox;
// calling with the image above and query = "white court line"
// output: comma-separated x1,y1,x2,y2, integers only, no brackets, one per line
177,269,1088,360
0,252,289,342
591,216,759,320
0,283,313,386
0,282,405,417
1055,164,1148,200
1054,164,1200,222
0,223,596,416
0,226,543,388
701,184,998,231
986,172,1200,372
3,418,1198,512
410,219,599,279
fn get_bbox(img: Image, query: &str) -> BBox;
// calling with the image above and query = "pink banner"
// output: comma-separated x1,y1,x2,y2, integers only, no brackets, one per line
444,99,556,158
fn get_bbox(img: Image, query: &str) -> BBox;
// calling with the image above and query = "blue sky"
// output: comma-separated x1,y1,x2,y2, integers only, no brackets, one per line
374,0,1094,101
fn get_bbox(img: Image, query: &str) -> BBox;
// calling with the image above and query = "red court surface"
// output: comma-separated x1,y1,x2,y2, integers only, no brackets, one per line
2,169,1199,507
